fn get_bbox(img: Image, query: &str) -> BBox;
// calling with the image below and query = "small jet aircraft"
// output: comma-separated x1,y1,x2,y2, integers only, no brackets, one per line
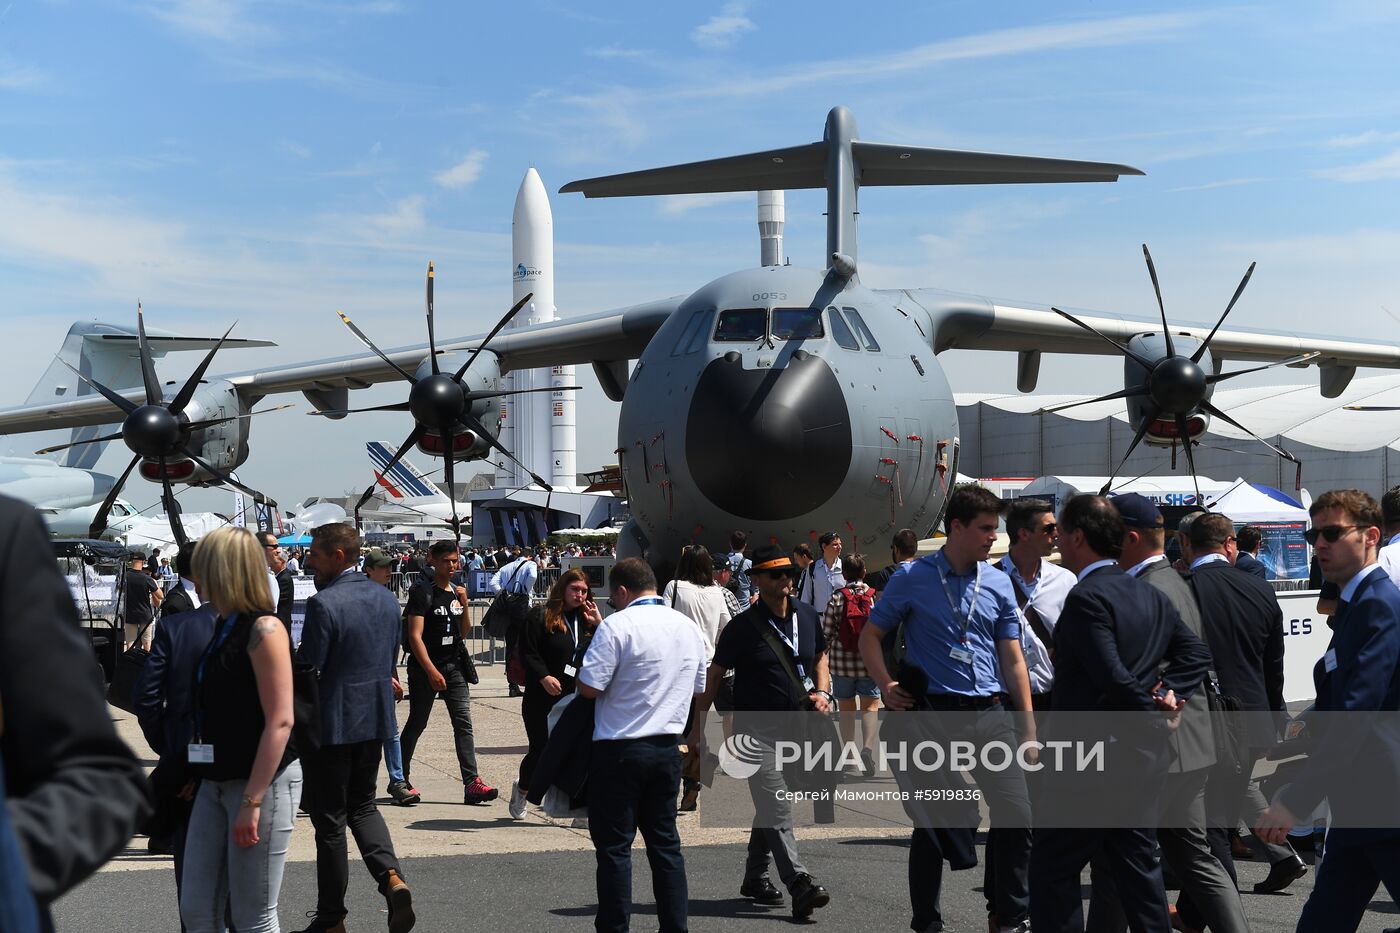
3,106,1399,564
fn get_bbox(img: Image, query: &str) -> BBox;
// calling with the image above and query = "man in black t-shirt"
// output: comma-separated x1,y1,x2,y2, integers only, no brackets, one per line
690,544,833,920
123,554,162,649
399,540,498,805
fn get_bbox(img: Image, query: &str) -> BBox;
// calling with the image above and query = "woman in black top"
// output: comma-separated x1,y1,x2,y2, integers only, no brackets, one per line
508,567,602,819
179,527,298,933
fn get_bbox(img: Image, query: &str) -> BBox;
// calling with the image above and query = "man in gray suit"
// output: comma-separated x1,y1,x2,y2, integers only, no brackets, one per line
296,523,414,933
1087,494,1248,933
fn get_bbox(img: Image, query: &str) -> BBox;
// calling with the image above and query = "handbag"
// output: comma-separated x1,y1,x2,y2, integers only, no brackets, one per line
483,561,533,638
1204,670,1243,776
291,660,322,754
751,615,842,794
107,617,156,713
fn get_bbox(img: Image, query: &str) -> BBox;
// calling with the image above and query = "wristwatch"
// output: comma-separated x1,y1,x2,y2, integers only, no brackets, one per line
813,689,835,705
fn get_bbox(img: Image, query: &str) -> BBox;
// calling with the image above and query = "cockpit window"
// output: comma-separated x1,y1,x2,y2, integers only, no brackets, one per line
827,307,860,350
685,310,714,354
715,308,767,342
771,308,823,340
671,310,711,356
843,306,881,351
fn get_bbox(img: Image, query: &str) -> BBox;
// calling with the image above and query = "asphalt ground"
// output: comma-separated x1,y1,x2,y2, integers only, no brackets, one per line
51,664,1400,932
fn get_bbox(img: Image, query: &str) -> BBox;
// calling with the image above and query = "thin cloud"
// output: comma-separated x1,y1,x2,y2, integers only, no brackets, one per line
692,2,756,49
434,150,488,190
0,57,45,89
143,0,273,42
659,192,749,216
1320,148,1400,182
1323,129,1400,149
587,45,648,59
1166,177,1264,193
278,139,312,159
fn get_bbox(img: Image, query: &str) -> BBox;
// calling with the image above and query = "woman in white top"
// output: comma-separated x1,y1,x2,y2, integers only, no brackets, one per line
663,545,732,663
664,544,733,812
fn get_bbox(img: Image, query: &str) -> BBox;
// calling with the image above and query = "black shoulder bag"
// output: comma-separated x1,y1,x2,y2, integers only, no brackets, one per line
108,616,156,713
483,561,532,638
751,613,841,795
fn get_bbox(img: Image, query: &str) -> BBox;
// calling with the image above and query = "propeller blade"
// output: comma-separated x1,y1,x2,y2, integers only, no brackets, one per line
354,425,423,514
169,322,236,415
1175,415,1203,507
1038,384,1148,415
426,262,439,376
35,430,125,456
1142,244,1176,358
159,458,189,549
464,385,583,403
178,446,278,507
1343,405,1400,411
337,310,417,384
308,403,413,417
58,359,139,415
89,454,141,539
135,302,166,406
1099,406,1159,496
184,403,297,431
452,292,533,382
1198,400,1299,464
1051,308,1157,370
442,443,460,539
1205,351,1320,384
1192,262,1256,363
462,412,553,491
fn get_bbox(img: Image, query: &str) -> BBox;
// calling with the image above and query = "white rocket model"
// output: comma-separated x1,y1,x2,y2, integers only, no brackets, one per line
503,168,577,490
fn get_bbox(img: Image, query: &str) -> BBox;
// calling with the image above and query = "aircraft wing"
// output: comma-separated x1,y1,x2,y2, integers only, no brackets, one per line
0,297,680,435
896,287,1400,397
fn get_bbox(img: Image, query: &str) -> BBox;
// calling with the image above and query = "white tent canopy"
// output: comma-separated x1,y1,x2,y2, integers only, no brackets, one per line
1205,478,1310,523
1017,475,1235,508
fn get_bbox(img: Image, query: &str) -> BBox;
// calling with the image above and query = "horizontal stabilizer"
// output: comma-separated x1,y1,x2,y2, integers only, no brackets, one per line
90,334,276,351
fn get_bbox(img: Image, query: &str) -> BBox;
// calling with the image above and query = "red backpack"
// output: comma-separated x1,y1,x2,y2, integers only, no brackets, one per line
837,586,873,651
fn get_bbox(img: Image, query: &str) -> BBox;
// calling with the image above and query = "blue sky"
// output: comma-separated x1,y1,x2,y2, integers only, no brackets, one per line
3,1,1400,512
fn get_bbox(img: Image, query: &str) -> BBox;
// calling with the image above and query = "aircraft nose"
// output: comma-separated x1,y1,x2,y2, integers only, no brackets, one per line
686,352,852,521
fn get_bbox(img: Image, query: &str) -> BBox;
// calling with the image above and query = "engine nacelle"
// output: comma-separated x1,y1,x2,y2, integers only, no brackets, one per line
1123,333,1214,447
409,351,503,462
137,379,249,484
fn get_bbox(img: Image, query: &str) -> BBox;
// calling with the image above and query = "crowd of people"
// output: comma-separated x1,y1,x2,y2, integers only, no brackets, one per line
2,484,1397,933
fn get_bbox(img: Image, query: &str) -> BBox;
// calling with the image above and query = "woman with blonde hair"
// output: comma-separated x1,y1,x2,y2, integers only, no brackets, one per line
180,526,300,933
509,567,602,819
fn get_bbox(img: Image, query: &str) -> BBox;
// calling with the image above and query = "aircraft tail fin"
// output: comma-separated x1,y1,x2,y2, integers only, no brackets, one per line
7,321,275,468
367,441,445,501
561,105,1142,266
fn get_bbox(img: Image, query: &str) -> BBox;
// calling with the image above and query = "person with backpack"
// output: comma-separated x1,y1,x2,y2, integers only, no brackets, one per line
490,549,538,698
723,531,753,605
818,554,880,775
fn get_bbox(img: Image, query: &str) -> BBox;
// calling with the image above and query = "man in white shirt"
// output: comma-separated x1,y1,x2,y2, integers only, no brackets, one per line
490,550,539,697
799,531,845,611
1375,485,1400,589
578,558,707,933
995,499,1075,710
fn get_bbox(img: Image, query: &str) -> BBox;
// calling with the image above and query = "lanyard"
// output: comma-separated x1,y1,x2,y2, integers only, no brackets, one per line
935,550,982,645
630,596,666,607
193,613,240,742
767,608,799,658
1001,556,1037,602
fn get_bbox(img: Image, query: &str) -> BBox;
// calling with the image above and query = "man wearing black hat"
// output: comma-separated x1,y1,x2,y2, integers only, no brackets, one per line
1088,493,1248,933
690,543,834,921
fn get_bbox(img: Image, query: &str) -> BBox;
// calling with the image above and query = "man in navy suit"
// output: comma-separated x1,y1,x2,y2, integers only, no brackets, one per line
1258,489,1400,933
133,541,215,923
296,523,414,933
1030,495,1211,933
1233,526,1268,580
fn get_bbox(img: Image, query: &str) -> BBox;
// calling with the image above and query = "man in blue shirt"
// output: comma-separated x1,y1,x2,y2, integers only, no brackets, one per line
725,530,753,604
860,485,1035,933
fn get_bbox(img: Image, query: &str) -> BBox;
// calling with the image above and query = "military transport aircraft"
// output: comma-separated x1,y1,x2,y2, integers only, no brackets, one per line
2,106,1398,563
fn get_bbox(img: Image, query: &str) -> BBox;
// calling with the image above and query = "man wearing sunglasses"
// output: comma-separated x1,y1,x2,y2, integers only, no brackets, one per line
1257,489,1400,933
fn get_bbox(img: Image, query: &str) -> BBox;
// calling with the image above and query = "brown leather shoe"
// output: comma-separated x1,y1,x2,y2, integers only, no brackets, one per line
384,869,415,932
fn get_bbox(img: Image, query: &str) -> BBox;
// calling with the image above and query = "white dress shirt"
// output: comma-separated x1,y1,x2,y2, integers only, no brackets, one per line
997,554,1076,695
1339,562,1386,604
1077,558,1119,582
1190,553,1230,570
1126,554,1168,578
804,557,845,612
181,576,202,608
1377,535,1400,591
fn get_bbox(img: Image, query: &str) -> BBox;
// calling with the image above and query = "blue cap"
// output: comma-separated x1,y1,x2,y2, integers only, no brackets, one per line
1111,492,1164,529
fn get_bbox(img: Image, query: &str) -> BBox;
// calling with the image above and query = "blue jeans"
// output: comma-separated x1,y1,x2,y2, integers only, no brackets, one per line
383,728,404,785
180,761,303,933
588,736,688,933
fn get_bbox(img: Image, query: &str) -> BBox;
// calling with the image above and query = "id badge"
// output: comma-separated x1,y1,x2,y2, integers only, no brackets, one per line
187,743,215,764
441,635,455,647
563,664,578,678
1324,649,1338,673
949,644,975,664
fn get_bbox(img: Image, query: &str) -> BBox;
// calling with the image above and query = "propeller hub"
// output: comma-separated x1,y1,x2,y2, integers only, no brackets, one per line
1148,356,1208,415
409,373,466,429
122,405,185,458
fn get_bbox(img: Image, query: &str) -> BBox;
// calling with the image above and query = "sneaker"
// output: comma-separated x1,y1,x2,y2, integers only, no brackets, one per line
387,781,420,807
292,913,346,933
570,816,590,829
861,747,878,775
464,776,499,804
383,868,415,933
789,873,830,919
739,875,784,904
508,781,528,819
999,921,1031,933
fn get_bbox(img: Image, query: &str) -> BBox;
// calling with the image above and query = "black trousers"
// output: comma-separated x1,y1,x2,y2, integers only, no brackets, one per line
908,827,978,931
588,736,688,933
302,739,402,921
519,688,562,789
1297,837,1400,933
402,655,479,784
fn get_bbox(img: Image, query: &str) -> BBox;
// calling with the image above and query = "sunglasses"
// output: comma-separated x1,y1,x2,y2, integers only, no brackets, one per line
1304,525,1364,546
758,568,796,580
1041,522,1058,534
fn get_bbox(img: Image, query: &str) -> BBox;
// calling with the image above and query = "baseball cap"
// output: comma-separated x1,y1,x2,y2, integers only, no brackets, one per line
1111,492,1164,529
363,548,394,569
